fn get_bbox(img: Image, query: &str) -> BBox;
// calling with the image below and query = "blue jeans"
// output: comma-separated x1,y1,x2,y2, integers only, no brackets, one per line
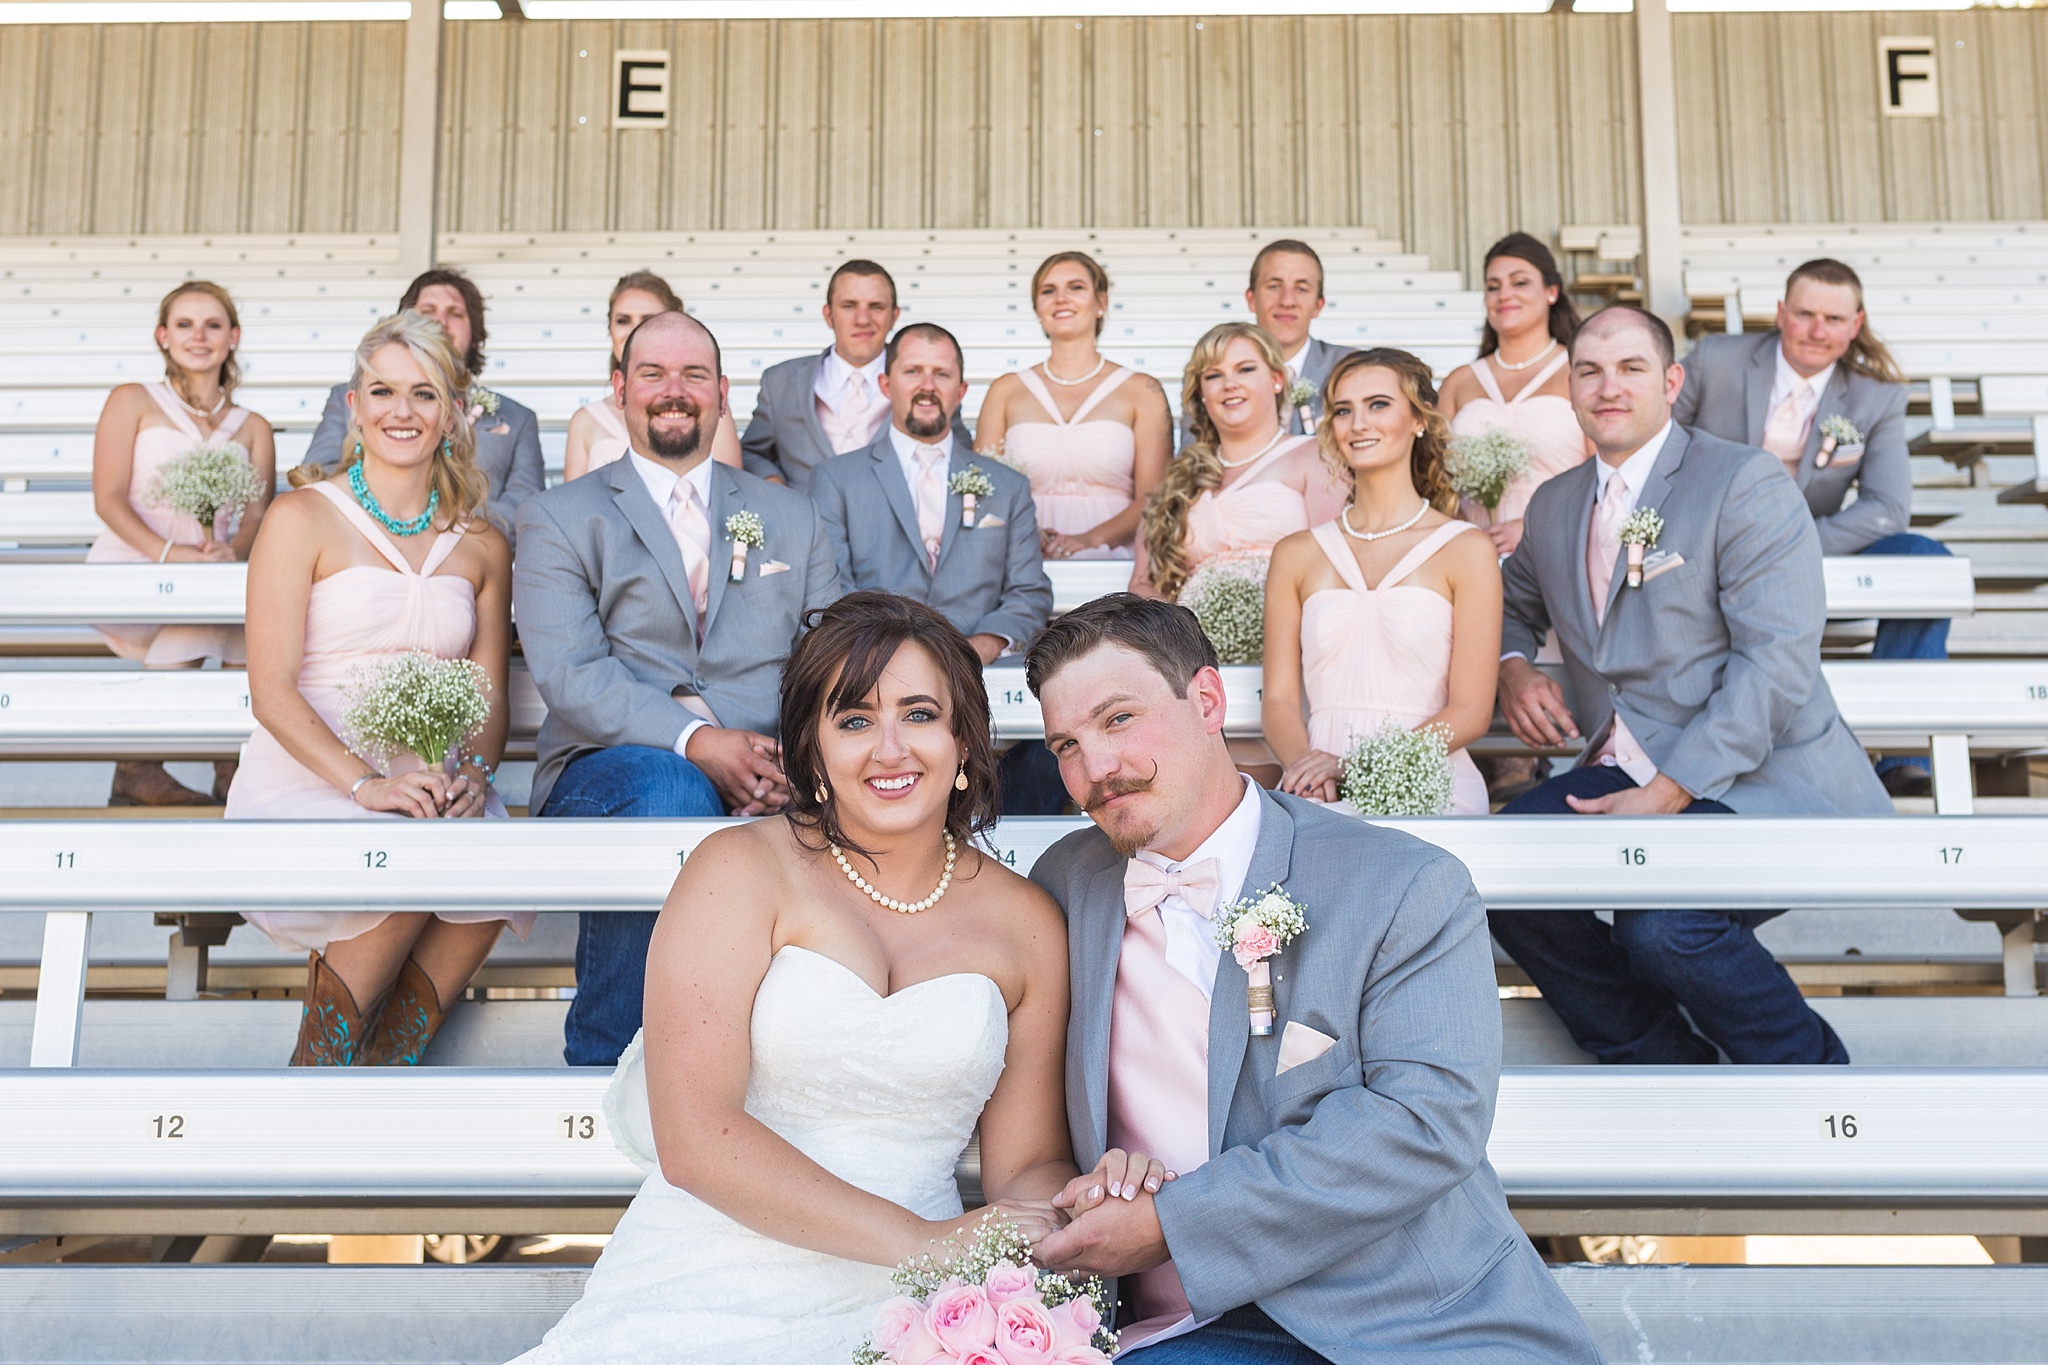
1488,765,1849,1066
1125,1306,1333,1364
1862,533,1951,776
538,745,724,1067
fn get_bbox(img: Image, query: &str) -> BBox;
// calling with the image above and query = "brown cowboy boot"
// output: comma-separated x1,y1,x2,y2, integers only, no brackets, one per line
288,951,377,1067
211,759,239,805
358,956,448,1067
109,760,213,808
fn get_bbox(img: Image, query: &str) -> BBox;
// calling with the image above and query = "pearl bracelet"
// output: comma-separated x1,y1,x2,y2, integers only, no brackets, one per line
158,539,174,564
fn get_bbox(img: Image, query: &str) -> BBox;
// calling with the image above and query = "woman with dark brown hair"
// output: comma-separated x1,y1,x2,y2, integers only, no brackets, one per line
1262,349,1501,813
515,589,1086,1363
562,270,743,480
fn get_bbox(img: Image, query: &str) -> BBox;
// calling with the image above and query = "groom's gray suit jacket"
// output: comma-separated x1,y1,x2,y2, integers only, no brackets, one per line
1501,423,1891,815
512,456,840,812
1031,790,1602,1364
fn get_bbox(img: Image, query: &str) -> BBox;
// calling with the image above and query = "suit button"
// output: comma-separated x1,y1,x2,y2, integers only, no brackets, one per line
1608,683,1619,695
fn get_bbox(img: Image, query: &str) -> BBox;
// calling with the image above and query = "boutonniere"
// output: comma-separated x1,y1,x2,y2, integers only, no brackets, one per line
1285,377,1318,431
465,386,501,423
1214,885,1307,1036
1815,414,1862,469
1618,507,1664,588
724,510,765,580
948,466,997,528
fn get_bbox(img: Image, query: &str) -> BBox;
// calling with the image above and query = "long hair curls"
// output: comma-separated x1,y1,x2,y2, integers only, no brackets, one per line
1142,322,1289,601
780,591,1001,861
289,312,491,531
1316,349,1458,515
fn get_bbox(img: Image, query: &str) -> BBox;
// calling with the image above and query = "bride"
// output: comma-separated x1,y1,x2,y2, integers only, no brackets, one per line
516,590,1084,1362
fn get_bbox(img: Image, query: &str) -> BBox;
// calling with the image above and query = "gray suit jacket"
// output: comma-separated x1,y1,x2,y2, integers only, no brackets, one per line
513,457,841,812
739,347,973,490
1674,331,1910,555
1501,424,1891,815
307,380,546,552
1031,790,1602,1364
807,432,1052,647
1178,334,1352,450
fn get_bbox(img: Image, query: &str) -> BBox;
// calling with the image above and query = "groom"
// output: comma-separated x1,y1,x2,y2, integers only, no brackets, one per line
1024,595,1599,1364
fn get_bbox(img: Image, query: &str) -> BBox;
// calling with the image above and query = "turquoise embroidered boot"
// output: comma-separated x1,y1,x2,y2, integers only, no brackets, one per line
359,956,447,1067
289,951,374,1067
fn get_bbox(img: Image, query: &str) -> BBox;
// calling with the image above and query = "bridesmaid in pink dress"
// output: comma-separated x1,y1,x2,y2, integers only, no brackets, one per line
563,271,741,480
1264,349,1502,814
229,312,526,1067
88,282,277,807
1135,322,1348,601
973,253,1170,559
1439,234,1589,557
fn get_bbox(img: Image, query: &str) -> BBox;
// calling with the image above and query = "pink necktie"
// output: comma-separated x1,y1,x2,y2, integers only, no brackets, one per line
1761,379,1811,476
819,373,881,455
1123,857,1222,920
914,446,948,569
667,482,711,639
1586,468,1628,625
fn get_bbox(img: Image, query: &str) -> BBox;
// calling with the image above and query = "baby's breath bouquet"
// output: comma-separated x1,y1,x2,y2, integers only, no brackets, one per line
1445,429,1532,514
145,443,265,543
1339,720,1454,816
854,1211,1116,1364
339,649,492,775
1179,550,1268,665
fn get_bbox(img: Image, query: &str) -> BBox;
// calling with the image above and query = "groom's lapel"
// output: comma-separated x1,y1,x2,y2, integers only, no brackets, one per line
1205,791,1295,1156
1077,858,1128,1162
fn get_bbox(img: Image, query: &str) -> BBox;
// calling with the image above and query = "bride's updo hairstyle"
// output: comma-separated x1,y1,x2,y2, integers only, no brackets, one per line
780,590,1001,859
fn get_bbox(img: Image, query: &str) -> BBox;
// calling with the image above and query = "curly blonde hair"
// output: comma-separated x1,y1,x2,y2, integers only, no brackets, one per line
1315,349,1459,516
1141,322,1289,600
288,312,491,531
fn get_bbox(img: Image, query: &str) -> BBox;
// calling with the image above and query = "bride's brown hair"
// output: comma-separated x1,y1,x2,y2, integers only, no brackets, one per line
780,591,1001,860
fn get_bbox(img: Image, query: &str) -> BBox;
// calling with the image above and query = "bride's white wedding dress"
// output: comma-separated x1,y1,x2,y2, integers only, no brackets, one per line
512,945,1009,1363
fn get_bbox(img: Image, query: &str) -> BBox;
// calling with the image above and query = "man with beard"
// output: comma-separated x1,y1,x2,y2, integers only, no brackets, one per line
515,311,840,1066
807,323,1062,812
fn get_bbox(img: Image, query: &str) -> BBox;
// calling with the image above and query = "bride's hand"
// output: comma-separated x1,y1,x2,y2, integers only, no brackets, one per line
930,1200,1062,1252
1052,1149,1175,1219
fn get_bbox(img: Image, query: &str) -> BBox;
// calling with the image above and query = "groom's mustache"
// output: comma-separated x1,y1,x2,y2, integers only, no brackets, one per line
1082,765,1158,815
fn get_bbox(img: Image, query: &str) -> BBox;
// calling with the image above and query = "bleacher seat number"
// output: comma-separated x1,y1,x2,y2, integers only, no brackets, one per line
1820,1114,1860,1139
149,1114,184,1139
1618,847,1648,866
559,1113,598,1140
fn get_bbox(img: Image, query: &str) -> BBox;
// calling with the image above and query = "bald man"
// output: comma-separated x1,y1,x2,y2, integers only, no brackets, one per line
515,312,841,1065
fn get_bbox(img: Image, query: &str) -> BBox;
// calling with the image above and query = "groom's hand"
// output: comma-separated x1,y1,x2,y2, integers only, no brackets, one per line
685,726,789,815
1030,1187,1170,1278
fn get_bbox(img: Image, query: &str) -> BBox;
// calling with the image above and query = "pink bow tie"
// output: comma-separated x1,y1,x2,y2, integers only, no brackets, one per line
1123,857,1222,920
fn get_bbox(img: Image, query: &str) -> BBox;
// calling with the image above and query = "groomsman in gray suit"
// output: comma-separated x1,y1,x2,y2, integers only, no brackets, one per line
515,312,839,1066
1180,240,1353,448
737,260,971,490
1025,595,1602,1365
1490,305,1890,1069
1675,257,1944,796
807,322,1060,812
306,269,544,550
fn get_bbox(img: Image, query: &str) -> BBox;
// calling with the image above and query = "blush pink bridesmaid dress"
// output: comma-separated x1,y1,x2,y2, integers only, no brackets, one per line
1298,520,1489,816
1447,349,1587,526
1179,434,1348,578
226,480,530,953
1002,366,1139,558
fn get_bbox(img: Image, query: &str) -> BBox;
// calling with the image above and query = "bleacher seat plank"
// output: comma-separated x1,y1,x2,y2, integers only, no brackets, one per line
6,1263,2048,1365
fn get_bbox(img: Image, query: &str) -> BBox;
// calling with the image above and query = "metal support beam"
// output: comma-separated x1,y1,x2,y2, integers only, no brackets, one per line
1931,732,1975,814
396,0,445,280
1633,0,1686,327
28,911,90,1067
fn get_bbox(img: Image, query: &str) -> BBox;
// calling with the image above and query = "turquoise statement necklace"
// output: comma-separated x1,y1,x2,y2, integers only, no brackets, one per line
349,460,439,537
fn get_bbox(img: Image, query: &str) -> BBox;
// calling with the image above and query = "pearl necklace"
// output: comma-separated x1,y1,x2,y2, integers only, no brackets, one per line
348,460,439,538
1041,355,1108,387
1340,499,1430,542
173,386,230,420
831,830,957,915
1491,338,1558,373
1216,427,1288,470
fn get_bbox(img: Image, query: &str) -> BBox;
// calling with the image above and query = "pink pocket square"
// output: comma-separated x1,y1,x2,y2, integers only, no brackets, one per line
1276,1021,1337,1076
757,560,792,577
976,514,1007,529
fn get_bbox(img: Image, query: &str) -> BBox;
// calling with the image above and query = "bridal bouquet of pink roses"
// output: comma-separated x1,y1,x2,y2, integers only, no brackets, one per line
855,1213,1117,1364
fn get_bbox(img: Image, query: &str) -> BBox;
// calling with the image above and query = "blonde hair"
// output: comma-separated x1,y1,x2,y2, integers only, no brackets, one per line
1785,258,1906,386
1140,322,1288,600
288,313,490,531
156,281,242,403
1030,251,1111,339
1315,349,1458,516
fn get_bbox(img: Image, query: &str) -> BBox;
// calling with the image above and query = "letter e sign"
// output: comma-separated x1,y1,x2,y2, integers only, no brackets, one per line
613,50,670,129
1879,37,1938,118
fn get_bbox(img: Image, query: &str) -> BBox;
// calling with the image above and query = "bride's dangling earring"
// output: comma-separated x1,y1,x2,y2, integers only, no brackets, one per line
954,766,969,792
816,781,829,804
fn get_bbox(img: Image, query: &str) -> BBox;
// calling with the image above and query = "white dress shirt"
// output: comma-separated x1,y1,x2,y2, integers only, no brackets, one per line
1768,344,1836,448
1130,775,1263,1000
1590,421,1671,524
886,422,954,489
813,346,887,408
1282,339,1310,378
813,346,890,454
628,451,720,756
